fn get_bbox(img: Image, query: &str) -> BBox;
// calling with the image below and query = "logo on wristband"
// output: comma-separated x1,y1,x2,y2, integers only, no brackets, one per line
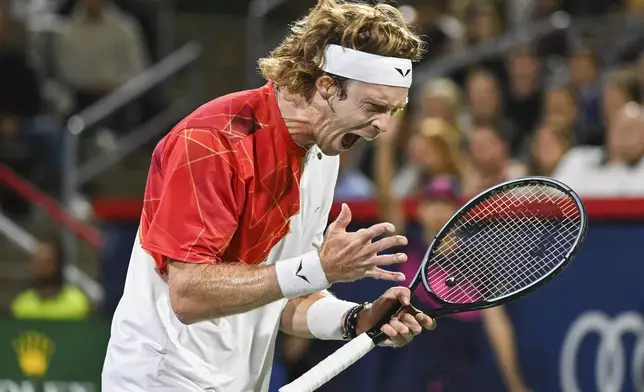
295,260,310,283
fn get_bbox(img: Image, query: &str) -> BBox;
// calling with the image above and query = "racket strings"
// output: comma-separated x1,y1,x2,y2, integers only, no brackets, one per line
443,189,579,301
426,184,582,304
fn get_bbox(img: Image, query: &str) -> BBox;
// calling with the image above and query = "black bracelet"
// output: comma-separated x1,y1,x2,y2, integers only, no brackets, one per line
342,302,371,340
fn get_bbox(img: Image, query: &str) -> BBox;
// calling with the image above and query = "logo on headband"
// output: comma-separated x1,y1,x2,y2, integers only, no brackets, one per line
395,67,411,77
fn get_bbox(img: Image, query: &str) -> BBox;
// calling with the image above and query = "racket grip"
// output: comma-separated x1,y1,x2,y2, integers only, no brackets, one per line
279,333,376,392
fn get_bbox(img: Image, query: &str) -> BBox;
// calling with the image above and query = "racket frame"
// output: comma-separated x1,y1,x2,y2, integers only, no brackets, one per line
368,176,588,344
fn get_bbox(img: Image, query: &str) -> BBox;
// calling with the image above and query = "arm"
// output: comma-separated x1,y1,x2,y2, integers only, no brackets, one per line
482,306,530,392
280,291,339,338
168,261,282,323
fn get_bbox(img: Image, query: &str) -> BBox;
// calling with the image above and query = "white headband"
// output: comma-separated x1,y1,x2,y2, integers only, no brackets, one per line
321,44,413,88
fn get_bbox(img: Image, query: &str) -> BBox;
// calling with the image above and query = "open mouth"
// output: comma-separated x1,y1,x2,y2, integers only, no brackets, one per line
341,133,361,150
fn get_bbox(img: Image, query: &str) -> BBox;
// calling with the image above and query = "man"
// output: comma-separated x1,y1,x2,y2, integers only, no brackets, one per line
55,0,149,112
102,1,435,391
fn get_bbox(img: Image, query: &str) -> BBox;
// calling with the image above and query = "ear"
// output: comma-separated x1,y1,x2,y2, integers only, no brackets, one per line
315,75,337,101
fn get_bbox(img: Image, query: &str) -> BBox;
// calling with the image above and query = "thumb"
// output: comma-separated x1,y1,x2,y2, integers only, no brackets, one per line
329,203,352,232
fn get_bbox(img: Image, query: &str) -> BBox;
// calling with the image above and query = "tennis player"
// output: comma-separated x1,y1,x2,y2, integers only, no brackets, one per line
102,1,435,391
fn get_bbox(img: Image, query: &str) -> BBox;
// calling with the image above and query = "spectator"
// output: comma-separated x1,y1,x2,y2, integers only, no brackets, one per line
379,176,531,392
462,122,527,197
0,2,62,211
528,116,571,176
543,84,583,143
419,78,462,128
506,45,544,135
384,117,462,199
602,72,640,132
568,48,603,145
11,235,91,320
554,102,644,196
54,0,149,114
465,69,524,158
463,1,504,46
412,1,465,61
375,116,462,230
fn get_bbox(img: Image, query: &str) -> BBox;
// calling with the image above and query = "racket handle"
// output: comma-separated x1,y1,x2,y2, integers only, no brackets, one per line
279,333,375,392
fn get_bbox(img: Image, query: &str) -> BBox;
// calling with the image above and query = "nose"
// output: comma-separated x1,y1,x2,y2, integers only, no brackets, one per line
371,113,393,133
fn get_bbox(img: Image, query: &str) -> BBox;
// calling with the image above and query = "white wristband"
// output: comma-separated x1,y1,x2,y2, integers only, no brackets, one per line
275,250,330,299
307,297,358,340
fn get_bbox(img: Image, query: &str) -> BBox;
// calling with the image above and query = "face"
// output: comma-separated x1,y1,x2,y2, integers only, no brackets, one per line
29,243,59,280
407,135,446,175
467,74,500,120
472,7,501,41
468,126,505,169
418,199,458,240
509,52,540,85
532,127,566,175
569,54,597,86
421,96,455,124
544,89,577,124
312,79,408,156
608,113,644,162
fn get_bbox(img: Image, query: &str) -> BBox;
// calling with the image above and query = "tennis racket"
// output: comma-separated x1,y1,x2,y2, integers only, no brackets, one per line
279,177,587,392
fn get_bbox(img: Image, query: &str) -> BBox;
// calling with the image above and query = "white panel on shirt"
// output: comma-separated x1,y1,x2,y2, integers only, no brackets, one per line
102,146,339,392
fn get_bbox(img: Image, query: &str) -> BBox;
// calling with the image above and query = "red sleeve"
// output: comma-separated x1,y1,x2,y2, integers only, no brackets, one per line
141,128,245,267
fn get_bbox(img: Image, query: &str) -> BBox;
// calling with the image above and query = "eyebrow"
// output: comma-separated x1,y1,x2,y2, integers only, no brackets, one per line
364,99,406,111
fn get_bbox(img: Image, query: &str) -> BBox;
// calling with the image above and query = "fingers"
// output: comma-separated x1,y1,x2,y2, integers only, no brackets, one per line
356,222,396,243
381,319,414,347
416,312,437,330
365,235,408,254
379,311,436,347
327,203,352,233
364,267,406,282
367,253,407,266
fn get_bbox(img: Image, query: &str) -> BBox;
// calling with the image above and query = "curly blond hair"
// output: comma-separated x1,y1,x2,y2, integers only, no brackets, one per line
258,0,425,99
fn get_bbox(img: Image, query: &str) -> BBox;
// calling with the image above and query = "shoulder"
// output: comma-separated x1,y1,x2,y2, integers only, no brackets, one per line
177,86,269,142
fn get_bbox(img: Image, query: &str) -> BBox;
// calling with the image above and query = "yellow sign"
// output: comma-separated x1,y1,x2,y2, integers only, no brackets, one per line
12,331,55,378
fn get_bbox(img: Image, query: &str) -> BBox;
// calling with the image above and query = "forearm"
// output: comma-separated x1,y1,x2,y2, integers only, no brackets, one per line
168,250,330,324
280,291,357,339
482,307,526,390
168,261,282,323
280,291,332,338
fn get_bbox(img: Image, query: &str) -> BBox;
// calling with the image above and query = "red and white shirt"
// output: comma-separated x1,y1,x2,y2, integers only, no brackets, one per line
102,83,339,391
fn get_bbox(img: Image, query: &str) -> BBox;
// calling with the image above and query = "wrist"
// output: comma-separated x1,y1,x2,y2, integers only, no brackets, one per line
275,250,330,299
341,302,372,339
306,297,357,340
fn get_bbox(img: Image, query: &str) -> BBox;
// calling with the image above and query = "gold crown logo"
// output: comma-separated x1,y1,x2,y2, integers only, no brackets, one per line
12,330,55,378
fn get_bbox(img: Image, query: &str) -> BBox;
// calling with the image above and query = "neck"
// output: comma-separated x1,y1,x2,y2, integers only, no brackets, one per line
275,88,319,149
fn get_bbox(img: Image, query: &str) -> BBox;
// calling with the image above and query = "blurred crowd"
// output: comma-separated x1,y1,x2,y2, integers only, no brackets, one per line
0,0,151,218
